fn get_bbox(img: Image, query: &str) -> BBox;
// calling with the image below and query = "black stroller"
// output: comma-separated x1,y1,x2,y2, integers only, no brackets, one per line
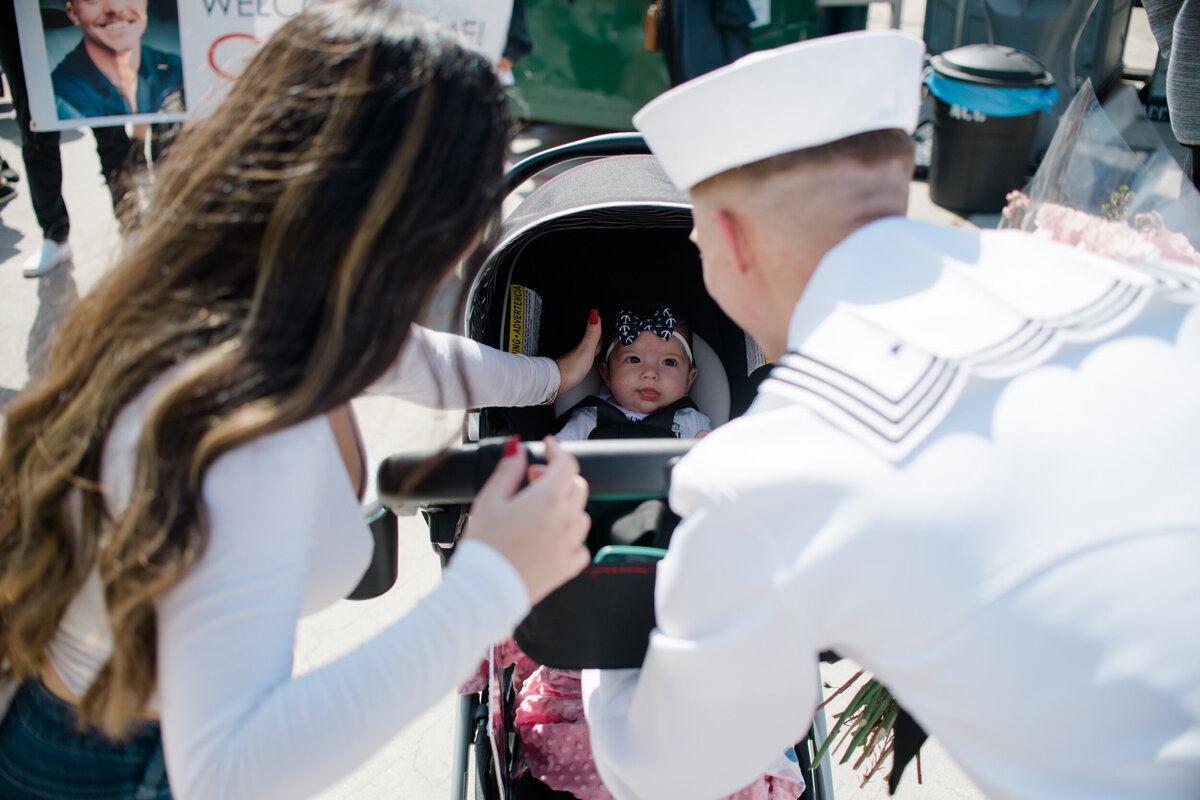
377,135,834,800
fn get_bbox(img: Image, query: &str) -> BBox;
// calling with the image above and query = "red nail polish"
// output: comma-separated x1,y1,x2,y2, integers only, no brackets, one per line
503,434,520,457
589,308,599,325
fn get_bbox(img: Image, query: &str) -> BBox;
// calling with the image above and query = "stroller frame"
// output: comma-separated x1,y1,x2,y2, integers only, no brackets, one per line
377,135,834,800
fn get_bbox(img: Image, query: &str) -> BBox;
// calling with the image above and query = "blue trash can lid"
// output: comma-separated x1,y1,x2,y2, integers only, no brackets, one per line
930,44,1053,88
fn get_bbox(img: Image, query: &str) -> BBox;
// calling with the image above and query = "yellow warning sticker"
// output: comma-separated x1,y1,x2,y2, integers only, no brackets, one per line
509,284,525,353
507,284,543,355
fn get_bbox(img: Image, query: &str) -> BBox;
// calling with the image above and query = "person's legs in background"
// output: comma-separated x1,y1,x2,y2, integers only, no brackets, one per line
0,135,18,198
0,50,19,197
815,5,869,37
0,1,140,277
0,1,73,277
107,123,178,233
147,123,175,164
94,124,136,227
18,121,69,247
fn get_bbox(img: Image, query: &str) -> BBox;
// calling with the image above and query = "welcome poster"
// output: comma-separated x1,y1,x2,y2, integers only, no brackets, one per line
15,0,512,131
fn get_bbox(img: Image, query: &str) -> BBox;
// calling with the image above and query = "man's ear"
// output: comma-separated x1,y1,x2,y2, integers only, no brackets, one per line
712,207,752,276
65,1,79,25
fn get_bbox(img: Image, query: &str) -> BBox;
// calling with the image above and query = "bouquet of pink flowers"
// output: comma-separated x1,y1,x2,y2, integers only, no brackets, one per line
1002,187,1200,266
999,80,1200,269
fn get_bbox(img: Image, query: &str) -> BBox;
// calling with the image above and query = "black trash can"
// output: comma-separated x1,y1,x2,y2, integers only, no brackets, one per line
924,44,1057,213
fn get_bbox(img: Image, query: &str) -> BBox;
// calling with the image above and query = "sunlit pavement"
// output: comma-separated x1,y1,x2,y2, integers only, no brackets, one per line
0,3,1178,796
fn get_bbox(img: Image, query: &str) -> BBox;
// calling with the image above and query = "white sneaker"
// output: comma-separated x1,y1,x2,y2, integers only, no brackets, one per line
22,240,72,279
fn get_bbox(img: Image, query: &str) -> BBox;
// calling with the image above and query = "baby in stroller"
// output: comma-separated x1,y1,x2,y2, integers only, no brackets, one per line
462,306,803,800
556,305,712,442
559,304,711,554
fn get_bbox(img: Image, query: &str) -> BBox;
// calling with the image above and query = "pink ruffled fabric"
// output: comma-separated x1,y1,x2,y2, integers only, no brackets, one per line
462,638,806,800
516,667,610,800
460,637,538,695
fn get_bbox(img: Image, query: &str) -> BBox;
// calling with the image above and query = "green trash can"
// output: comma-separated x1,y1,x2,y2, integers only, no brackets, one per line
507,0,818,131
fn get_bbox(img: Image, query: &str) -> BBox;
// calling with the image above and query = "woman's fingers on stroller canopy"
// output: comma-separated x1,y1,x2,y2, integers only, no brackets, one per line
555,310,603,394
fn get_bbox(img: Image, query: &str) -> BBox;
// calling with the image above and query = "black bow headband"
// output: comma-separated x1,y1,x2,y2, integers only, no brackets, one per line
606,306,694,363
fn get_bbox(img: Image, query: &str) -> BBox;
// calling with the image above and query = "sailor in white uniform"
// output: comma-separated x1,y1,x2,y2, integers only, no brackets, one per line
581,30,1200,800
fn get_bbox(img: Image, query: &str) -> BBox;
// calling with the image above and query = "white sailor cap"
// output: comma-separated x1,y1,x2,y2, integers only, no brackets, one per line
634,30,926,190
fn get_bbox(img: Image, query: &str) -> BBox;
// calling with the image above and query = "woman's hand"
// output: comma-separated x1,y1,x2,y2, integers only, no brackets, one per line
465,436,590,605
554,309,602,396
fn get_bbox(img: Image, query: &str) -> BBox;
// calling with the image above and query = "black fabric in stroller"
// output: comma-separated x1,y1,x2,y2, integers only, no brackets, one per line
377,136,831,800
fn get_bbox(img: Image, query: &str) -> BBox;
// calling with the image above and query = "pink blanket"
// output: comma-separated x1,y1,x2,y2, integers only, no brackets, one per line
463,639,805,800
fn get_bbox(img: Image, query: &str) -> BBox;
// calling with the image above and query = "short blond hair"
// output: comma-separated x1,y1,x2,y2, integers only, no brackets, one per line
693,129,914,195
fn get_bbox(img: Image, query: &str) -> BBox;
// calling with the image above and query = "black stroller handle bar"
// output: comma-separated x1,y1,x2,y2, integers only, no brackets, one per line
377,437,692,508
502,132,650,197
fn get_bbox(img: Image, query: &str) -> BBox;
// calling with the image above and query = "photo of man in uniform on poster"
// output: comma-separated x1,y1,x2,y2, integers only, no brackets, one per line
45,0,185,121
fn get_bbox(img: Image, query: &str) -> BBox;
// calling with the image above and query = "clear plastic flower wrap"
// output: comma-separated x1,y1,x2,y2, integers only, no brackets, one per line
1000,80,1200,268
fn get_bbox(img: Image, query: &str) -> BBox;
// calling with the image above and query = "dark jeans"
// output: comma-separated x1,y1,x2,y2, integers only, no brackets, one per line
0,0,134,241
0,679,172,799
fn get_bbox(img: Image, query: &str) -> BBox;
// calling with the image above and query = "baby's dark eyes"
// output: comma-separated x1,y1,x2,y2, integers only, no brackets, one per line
622,354,680,367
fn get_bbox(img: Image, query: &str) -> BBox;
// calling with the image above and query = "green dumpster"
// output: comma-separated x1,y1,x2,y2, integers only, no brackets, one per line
748,0,823,49
507,0,819,131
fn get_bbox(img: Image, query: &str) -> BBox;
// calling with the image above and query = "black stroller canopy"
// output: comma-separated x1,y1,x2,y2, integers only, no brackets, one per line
500,154,690,237
470,155,695,351
468,152,766,440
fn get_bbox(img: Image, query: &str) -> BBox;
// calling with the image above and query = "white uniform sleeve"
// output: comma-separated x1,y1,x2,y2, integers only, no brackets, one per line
368,325,559,408
156,426,530,800
582,490,818,800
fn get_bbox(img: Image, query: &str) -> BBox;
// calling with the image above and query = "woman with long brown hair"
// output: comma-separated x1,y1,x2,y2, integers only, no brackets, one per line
0,3,596,797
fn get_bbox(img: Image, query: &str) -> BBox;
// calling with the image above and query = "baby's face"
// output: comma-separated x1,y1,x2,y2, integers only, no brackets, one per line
599,330,698,415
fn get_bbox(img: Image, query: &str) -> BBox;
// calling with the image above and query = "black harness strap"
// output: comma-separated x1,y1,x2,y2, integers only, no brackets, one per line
557,394,698,440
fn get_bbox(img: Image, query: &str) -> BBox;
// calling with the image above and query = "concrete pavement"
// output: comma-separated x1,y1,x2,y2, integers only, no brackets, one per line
0,2,1181,798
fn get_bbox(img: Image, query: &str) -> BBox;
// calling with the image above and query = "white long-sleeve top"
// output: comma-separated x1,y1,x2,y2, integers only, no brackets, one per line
46,326,558,799
583,218,1200,800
